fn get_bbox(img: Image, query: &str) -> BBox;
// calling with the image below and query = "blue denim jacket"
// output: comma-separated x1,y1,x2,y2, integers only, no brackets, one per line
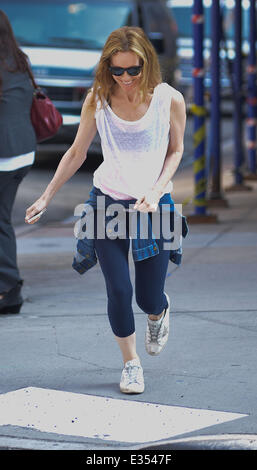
72,186,188,274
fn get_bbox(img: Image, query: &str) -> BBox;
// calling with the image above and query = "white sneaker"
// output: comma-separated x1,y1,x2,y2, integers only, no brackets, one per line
145,293,170,356
120,358,145,394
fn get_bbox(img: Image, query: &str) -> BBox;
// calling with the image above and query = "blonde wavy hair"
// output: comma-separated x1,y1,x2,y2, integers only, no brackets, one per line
87,26,162,111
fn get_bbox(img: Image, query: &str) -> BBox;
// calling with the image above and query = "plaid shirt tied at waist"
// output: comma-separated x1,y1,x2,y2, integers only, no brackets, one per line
72,186,188,275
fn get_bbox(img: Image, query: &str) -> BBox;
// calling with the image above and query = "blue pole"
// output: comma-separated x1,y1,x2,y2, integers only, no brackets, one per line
209,0,222,199
246,0,257,175
192,0,207,215
233,0,244,185
188,0,217,223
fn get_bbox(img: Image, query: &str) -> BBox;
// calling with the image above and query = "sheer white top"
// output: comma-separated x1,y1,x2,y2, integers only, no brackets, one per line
93,82,173,200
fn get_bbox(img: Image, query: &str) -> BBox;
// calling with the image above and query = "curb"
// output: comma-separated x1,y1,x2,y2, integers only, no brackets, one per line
134,434,257,450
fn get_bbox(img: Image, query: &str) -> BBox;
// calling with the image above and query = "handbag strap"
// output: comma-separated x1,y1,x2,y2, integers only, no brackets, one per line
26,64,38,90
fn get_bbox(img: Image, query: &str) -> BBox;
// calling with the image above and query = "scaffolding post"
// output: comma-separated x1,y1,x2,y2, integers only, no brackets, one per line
245,0,257,180
187,0,217,224
226,0,252,192
208,0,229,207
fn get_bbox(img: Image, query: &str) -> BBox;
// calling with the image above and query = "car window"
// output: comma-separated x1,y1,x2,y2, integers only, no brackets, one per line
0,0,133,49
142,2,165,36
142,1,177,56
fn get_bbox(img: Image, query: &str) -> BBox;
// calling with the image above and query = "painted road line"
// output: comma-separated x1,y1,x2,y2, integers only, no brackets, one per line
0,387,247,444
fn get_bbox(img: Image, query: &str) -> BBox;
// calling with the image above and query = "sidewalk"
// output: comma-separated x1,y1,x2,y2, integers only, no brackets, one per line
0,154,257,451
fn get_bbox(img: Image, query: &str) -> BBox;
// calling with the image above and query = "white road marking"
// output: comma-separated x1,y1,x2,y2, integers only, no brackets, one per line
0,387,247,443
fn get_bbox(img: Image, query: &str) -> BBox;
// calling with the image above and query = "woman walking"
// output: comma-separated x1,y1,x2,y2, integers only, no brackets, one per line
25,26,186,394
0,10,36,314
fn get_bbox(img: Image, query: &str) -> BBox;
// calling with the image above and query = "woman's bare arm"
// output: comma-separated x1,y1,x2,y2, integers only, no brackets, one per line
153,89,186,193
25,92,97,223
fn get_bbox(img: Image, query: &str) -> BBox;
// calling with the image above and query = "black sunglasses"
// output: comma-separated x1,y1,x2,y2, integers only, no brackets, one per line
109,65,142,77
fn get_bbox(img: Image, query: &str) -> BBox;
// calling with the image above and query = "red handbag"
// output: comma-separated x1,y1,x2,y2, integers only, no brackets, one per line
28,67,63,142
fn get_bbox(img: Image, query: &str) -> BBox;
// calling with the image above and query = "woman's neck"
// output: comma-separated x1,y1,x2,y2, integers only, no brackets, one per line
113,83,140,105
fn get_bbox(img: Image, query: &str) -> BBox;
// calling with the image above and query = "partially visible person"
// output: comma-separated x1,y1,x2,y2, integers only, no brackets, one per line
0,9,37,314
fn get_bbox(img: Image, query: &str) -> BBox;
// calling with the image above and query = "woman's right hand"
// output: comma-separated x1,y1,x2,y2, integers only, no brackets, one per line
25,197,48,224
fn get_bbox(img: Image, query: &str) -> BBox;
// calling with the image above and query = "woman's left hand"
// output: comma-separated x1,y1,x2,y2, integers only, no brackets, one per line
134,188,162,212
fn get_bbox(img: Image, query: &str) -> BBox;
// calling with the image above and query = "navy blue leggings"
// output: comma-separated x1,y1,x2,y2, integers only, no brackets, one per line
95,220,170,338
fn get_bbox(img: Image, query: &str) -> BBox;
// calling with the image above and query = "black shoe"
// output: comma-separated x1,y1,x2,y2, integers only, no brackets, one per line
0,280,23,314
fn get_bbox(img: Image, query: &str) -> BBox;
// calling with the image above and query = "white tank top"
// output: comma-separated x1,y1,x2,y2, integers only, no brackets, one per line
93,82,173,200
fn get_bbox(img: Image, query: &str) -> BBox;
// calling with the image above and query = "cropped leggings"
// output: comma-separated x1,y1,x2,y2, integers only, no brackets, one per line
94,217,170,338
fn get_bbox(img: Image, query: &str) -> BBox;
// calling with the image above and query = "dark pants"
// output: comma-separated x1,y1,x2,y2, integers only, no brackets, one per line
0,165,31,293
95,222,170,338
